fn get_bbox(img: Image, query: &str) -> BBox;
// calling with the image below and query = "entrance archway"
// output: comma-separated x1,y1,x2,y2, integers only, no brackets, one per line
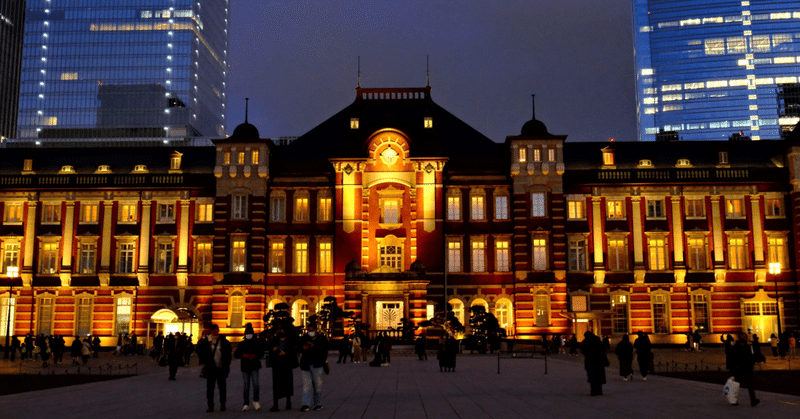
148,308,201,346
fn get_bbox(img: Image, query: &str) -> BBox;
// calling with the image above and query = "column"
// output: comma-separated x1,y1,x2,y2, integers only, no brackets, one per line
138,199,152,287
60,201,76,288
750,194,766,282
710,196,725,283
670,197,686,283
176,199,190,287
591,196,605,285
631,196,645,283
21,200,38,287
99,200,113,287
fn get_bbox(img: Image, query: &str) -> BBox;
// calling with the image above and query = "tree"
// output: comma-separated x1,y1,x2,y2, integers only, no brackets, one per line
467,305,500,354
315,296,354,337
261,302,300,339
399,317,418,341
419,302,464,337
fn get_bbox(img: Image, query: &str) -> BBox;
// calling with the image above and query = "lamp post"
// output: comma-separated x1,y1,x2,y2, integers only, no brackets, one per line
3,286,12,360
769,262,782,336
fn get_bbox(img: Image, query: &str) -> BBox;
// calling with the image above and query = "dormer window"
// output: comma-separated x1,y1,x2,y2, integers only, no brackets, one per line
170,152,182,170
638,159,653,168
424,117,433,128
237,151,245,165
133,164,148,173
252,150,260,165
96,165,111,173
59,165,75,174
676,159,691,167
718,152,728,164
350,118,359,129
23,159,33,171
602,147,614,166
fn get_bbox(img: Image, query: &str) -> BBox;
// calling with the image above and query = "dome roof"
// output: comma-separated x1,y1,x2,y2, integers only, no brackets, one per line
521,119,550,136
230,122,260,141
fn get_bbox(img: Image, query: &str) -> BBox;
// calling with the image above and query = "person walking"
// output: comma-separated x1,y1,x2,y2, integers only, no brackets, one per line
198,324,232,413
336,335,350,364
297,323,328,412
233,323,263,412
769,333,779,358
730,332,760,407
153,331,164,361
164,332,177,380
723,334,735,369
415,334,428,361
382,333,393,366
352,333,362,363
569,334,579,356
268,327,298,411
614,334,634,381
70,336,82,365
633,331,652,381
581,331,607,396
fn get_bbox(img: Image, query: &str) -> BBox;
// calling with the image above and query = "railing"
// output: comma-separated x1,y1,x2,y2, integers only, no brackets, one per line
570,167,778,184
0,173,205,189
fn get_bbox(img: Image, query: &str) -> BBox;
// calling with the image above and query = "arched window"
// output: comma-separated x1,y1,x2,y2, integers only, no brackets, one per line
228,291,245,328
449,298,464,325
494,298,513,330
293,299,310,327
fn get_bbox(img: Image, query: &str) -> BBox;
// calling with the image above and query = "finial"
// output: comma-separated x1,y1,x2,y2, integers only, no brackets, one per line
357,56,361,88
531,94,535,120
426,55,430,87
245,97,249,123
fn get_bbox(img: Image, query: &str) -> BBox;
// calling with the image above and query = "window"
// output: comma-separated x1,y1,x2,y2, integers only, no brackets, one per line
533,149,541,162
726,198,744,219
4,204,22,223
447,194,461,221
231,237,246,272
685,198,705,219
495,195,508,220
114,295,131,336
612,294,629,334
232,195,247,219
170,155,181,171
424,117,433,128
533,237,547,271
194,240,212,273
155,242,174,273
37,297,54,335
293,301,310,327
380,244,403,270
519,147,527,163
39,242,58,274
119,203,137,223
223,151,231,165
470,195,485,220
237,151,245,165
196,202,213,222
118,242,135,274
81,203,98,223
294,196,309,222
495,240,510,272
570,295,588,312
646,199,665,219
318,196,332,222
157,203,175,223
350,118,359,129
535,290,549,327
75,296,93,336
382,199,400,224
602,149,614,165
767,236,787,269
687,237,707,270
3,242,20,277
728,237,747,269
692,294,710,333
608,237,627,271
133,164,148,173
765,198,782,217
719,152,728,164
568,237,587,271
652,294,669,334
449,299,464,325
447,239,462,272
319,240,332,273
0,296,15,337
270,193,286,222
471,239,486,272
567,200,584,219
531,193,546,217
648,237,668,270
607,200,625,219
294,241,308,273
495,299,512,329
251,150,260,165
229,292,245,328
78,243,96,274
41,203,60,224
548,149,555,162
269,241,285,273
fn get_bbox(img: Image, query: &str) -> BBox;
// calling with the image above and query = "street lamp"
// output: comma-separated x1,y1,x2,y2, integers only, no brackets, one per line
3,286,12,360
769,262,782,336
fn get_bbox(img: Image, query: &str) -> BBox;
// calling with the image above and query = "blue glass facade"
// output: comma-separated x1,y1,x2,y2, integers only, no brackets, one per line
633,0,800,141
17,0,228,139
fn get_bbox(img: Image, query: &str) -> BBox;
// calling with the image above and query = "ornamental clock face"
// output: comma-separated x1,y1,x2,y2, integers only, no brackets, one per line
380,145,399,165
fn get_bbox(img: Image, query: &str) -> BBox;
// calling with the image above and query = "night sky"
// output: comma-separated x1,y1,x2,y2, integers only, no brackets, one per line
227,0,636,143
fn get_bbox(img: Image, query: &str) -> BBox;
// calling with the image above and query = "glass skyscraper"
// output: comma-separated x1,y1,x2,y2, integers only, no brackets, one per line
633,0,800,141
17,0,228,139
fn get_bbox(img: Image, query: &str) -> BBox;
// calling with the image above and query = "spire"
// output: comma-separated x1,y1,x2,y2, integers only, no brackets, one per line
531,94,536,120
357,56,361,88
426,55,430,87
245,97,249,123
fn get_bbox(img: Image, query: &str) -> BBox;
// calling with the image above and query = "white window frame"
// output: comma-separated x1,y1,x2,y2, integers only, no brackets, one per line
532,236,548,271
568,236,587,272
117,241,136,274
687,235,708,270
495,298,513,330
2,240,21,277
534,289,550,327
647,235,669,271
228,291,245,328
611,292,629,335
157,203,175,223
317,194,332,223
447,237,462,273
607,236,628,271
606,199,625,219
118,202,137,223
567,199,584,220
446,192,461,221
41,203,61,224
39,241,59,275
651,292,671,334
494,194,509,220
532,193,547,217
294,239,309,273
231,195,248,220
495,238,510,272
319,238,333,274
155,240,174,274
690,291,711,333
685,197,706,219
80,202,99,224
74,294,94,337
36,294,55,335
195,201,213,223
646,198,666,219
231,236,246,272
194,238,213,274
4,203,23,224
470,192,486,221
470,237,486,273
270,192,286,222
269,239,285,273
294,193,309,223
113,293,133,336
77,241,97,274
727,236,748,270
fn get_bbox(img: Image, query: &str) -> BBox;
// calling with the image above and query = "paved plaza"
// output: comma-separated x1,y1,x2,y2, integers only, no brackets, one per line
2,350,800,419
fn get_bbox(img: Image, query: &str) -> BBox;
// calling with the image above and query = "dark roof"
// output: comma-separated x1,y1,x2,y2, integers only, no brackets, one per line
271,87,507,174
228,122,261,142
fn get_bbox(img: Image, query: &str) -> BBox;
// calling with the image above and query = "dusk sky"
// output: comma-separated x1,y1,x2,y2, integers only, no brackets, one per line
226,0,636,143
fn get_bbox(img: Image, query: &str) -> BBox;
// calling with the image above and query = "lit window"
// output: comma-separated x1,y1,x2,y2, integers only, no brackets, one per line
495,240,509,272
602,149,614,165
687,237,707,270
692,294,709,333
269,241,285,273
223,151,231,165
119,203,137,223
470,195,485,220
471,239,485,272
229,292,245,328
533,149,541,162
495,195,508,220
170,155,181,170
294,241,308,273
3,242,20,277
767,236,787,269
318,197,332,222
194,240,212,273
232,195,247,219
447,195,461,221
133,164,148,173
646,199,665,219
156,242,174,273
237,151,245,165
1,296,17,337
78,243,96,274
4,204,22,224
424,117,433,128
293,301,309,327
39,242,58,274
350,118,359,129
728,237,747,269
42,203,60,224
648,237,668,270
319,240,332,273
704,38,724,55
531,193,546,217
532,237,547,270
231,238,246,272
725,198,744,218
251,150,260,165
449,299,464,325
118,242,135,274
294,196,309,222
567,200,584,219
608,238,627,271
447,239,462,272
607,200,625,219
81,203,99,223
685,198,705,219
196,202,213,222
519,147,527,163
765,198,782,217
568,237,587,271
718,152,728,164
612,294,628,334
37,297,54,335
535,290,549,327
548,149,555,162
495,300,511,329
382,199,400,224
379,244,402,270
652,294,669,334
157,203,175,222
270,194,286,222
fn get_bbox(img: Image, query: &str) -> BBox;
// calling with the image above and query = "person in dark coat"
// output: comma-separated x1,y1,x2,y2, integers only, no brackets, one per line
91,335,101,358
581,331,607,396
369,332,384,367
569,334,579,356
198,324,232,413
730,332,760,407
268,327,298,411
24,333,34,360
382,333,393,366
614,334,634,380
10,336,21,361
415,334,428,360
70,336,83,365
336,335,350,364
444,334,458,372
722,334,735,369
153,331,164,360
297,323,328,412
751,334,766,363
233,323,263,411
633,331,652,380
692,330,702,351
164,332,178,380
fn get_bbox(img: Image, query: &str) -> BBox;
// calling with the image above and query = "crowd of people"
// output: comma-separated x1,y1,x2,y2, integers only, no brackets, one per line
3,333,101,366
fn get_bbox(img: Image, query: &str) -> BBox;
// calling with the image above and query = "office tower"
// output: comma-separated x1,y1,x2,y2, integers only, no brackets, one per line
1,0,26,140
633,0,800,141
16,0,228,139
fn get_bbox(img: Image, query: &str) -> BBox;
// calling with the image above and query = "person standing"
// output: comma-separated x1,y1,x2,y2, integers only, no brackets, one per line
198,324,232,413
153,331,164,361
769,333,779,358
352,333,362,364
164,332,178,380
730,332,760,407
24,333,33,360
382,333,393,366
415,334,428,361
336,335,350,364
693,329,702,352
10,335,21,361
91,335,101,358
268,328,298,411
790,333,797,358
81,337,92,364
569,334,579,356
297,323,328,412
70,336,82,365
445,334,459,372
614,334,634,381
723,334,735,369
234,324,263,412
581,331,607,396
633,331,652,381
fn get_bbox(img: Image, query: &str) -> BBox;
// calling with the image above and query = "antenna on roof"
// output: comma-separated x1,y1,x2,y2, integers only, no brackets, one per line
245,97,249,123
357,56,361,88
531,94,536,120
426,55,430,87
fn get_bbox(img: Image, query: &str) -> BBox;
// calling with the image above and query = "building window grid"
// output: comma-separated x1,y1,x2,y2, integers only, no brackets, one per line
447,240,462,273
119,203,137,223
611,294,629,334
728,237,748,270
196,203,213,223
495,240,510,272
0,297,15,337
294,197,309,222
270,242,285,273
294,242,308,273
232,195,247,219
532,193,547,217
75,297,92,336
568,237,587,272
519,147,527,163
37,297,54,335
567,200,584,219
118,242,135,274
685,198,706,219
652,294,669,334
5,204,23,223
81,203,99,223
380,245,403,270
78,242,96,274
229,293,245,328
767,236,786,268
471,240,486,273
319,241,332,274
318,197,332,222
494,195,508,220
687,237,707,270
157,203,174,223
607,200,625,219
114,296,131,336
270,195,286,222
726,198,745,219
194,241,212,273
447,195,461,221
495,301,511,329
692,294,710,333
39,242,58,274
3,242,20,277
231,238,246,272
470,195,485,221
646,199,666,219
382,199,400,224
608,238,628,271
156,242,174,274
765,198,782,217
535,291,549,327
648,237,668,271
42,204,61,224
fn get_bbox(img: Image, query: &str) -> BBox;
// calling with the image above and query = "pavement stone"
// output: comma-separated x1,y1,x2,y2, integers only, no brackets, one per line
1,352,799,418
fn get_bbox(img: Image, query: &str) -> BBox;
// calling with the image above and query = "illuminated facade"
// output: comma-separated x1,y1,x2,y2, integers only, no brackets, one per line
1,86,799,345
1,0,26,139
633,0,800,141
16,0,228,139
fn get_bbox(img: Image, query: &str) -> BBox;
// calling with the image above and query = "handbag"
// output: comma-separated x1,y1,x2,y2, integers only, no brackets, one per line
323,361,330,375
723,377,739,405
